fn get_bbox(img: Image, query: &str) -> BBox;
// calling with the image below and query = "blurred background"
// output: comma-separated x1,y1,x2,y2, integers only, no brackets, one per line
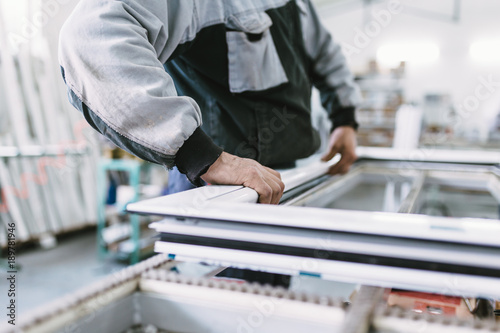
314,0,500,149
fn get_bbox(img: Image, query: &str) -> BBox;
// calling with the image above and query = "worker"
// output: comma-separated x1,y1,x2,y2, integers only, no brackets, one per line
59,0,361,204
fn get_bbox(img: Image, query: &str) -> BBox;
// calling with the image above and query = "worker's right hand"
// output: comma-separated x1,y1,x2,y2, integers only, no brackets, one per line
200,152,285,204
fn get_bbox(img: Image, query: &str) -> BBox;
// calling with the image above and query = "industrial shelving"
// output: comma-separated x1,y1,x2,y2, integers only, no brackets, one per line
354,61,406,147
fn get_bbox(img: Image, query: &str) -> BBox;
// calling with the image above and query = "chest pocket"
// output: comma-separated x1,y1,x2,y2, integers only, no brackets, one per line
226,12,289,93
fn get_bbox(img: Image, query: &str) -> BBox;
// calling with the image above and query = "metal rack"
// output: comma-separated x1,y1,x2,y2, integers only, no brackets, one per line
96,159,157,264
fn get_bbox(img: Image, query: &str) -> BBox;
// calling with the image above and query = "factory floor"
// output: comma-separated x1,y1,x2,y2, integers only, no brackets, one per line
1,228,357,317
0,229,128,315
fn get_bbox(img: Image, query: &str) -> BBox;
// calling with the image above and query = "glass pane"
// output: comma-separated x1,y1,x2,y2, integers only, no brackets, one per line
416,185,499,219
304,173,414,213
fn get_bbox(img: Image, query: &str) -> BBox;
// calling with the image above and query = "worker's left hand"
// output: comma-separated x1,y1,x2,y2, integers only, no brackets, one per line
321,126,358,175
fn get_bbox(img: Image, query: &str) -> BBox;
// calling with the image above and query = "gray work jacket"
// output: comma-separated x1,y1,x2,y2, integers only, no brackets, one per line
59,0,361,184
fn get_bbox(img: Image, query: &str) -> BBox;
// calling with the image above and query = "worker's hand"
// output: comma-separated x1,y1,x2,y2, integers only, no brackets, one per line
201,152,285,204
321,126,358,175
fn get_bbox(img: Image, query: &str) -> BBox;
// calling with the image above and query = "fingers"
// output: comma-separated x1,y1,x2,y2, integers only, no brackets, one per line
322,126,357,163
200,152,284,204
246,181,273,204
322,126,358,172
244,167,284,204
327,151,358,175
263,165,282,179
263,166,285,192
321,145,339,162
266,176,284,204
242,161,283,204
327,159,349,175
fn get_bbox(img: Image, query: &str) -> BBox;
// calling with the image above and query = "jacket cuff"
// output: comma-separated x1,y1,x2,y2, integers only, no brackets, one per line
330,107,359,131
175,128,223,186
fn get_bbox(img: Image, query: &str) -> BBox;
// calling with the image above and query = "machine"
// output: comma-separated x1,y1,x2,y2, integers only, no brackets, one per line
5,148,500,333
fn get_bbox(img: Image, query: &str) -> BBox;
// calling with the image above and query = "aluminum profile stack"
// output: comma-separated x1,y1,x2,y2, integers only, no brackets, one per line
0,3,99,247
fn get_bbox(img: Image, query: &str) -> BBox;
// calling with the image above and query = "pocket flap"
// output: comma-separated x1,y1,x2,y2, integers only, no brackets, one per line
227,12,273,34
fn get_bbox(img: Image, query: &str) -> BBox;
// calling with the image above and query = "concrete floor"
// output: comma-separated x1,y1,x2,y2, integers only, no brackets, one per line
0,229,128,315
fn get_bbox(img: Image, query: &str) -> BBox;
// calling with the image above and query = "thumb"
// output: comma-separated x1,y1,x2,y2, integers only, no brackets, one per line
321,145,339,162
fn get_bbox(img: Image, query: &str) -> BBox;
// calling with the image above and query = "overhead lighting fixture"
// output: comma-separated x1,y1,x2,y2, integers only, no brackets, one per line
376,42,440,68
470,40,500,64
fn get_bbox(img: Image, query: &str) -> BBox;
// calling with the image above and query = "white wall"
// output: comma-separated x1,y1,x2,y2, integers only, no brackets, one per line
319,0,500,139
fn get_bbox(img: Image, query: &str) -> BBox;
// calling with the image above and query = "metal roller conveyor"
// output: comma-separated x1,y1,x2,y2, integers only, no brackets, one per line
7,254,500,333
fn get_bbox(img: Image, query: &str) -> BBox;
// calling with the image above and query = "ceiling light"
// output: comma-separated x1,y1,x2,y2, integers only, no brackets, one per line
470,40,500,63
